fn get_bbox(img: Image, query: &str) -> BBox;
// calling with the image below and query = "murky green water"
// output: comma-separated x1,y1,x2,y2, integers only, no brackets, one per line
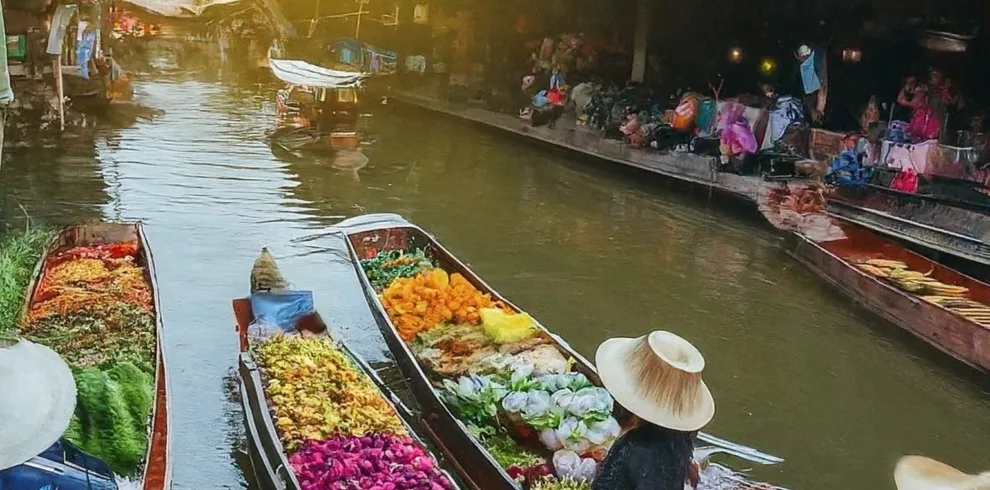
1,48,988,490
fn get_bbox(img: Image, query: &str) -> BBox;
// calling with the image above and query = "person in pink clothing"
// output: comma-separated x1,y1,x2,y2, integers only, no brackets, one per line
896,77,939,141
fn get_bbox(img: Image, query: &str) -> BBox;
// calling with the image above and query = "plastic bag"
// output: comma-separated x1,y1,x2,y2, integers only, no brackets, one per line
555,418,590,453
481,308,538,344
585,417,620,445
249,290,314,332
540,428,564,450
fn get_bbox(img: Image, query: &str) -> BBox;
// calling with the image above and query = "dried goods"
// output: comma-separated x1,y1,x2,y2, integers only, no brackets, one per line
854,259,970,297
254,335,406,451
288,434,454,490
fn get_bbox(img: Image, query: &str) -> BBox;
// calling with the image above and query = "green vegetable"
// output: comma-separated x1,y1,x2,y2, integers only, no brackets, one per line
0,228,51,336
360,249,435,291
467,424,544,469
530,476,592,490
67,362,153,476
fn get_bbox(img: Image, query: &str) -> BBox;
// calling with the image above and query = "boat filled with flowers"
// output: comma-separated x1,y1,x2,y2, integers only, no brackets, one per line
0,223,171,489
233,250,459,490
332,214,784,490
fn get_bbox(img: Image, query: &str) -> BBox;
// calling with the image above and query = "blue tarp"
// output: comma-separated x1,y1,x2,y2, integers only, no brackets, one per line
250,290,315,331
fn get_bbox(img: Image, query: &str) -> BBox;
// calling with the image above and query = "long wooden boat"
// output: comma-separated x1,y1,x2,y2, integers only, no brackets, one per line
827,185,990,268
21,223,172,489
232,296,462,490
330,214,783,490
787,218,990,372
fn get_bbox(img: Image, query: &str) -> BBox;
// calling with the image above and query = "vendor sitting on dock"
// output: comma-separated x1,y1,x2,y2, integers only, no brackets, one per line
592,330,715,490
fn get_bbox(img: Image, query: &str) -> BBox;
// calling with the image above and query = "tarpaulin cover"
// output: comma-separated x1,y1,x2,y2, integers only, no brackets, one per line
269,59,364,89
250,290,314,332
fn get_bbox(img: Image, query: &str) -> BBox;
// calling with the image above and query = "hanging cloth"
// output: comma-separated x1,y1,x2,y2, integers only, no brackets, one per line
800,51,822,94
413,4,429,24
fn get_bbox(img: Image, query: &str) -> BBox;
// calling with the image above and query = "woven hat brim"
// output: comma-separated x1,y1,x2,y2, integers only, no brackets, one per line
596,336,714,432
0,340,77,471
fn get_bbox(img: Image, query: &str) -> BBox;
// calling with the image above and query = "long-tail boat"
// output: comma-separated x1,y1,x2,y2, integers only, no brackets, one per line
233,290,461,490
329,213,783,490
19,223,172,489
787,216,990,373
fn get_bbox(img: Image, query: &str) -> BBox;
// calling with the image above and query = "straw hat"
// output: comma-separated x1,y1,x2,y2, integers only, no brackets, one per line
797,45,812,57
0,339,77,471
895,456,990,490
596,331,714,432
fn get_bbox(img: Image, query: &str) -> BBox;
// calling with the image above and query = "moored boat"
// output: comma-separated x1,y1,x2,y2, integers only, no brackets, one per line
787,216,990,372
330,214,783,490
233,270,460,490
8,223,171,489
827,182,990,269
270,59,364,152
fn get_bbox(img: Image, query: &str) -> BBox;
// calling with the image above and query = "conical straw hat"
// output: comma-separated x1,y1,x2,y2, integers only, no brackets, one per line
0,339,77,471
596,331,714,432
895,456,990,490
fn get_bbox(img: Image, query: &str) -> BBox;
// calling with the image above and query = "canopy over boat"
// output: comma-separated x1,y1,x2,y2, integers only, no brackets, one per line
269,59,365,89
119,0,241,17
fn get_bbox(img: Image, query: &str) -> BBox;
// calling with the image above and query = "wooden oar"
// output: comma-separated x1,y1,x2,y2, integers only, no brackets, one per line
696,432,784,465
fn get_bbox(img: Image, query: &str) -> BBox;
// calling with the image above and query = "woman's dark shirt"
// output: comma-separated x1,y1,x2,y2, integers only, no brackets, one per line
591,424,694,490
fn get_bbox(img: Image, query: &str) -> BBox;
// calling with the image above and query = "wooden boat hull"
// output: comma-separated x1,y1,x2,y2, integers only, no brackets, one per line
828,186,990,267
331,214,782,490
232,299,461,490
787,221,990,372
22,223,172,490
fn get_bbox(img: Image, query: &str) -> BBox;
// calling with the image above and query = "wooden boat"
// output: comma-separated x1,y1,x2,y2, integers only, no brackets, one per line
270,59,364,151
330,214,783,490
232,296,461,490
22,223,172,490
787,218,990,372
827,183,990,268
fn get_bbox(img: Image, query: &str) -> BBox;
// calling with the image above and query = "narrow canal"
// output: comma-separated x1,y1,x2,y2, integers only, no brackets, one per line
1,51,988,490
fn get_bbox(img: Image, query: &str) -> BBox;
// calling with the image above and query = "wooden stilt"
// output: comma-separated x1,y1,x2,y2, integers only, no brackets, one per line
54,55,64,131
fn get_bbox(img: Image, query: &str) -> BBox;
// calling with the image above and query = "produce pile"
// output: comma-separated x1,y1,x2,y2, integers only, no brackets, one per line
21,240,156,476
253,334,454,490
363,248,622,487
854,259,970,296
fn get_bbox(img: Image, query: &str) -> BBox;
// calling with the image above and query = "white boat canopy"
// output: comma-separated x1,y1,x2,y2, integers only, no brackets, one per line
269,60,365,89
120,0,242,17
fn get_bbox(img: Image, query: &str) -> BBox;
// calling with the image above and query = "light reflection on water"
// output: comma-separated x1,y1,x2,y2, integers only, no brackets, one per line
0,48,988,490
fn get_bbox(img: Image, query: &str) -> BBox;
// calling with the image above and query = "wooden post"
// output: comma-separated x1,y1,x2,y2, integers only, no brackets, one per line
308,0,320,38
54,55,64,131
630,0,649,83
355,0,364,39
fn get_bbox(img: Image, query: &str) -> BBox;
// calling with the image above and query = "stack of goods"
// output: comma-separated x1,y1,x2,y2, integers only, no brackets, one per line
253,334,454,489
854,259,969,296
0,229,51,337
362,249,623,487
21,240,156,477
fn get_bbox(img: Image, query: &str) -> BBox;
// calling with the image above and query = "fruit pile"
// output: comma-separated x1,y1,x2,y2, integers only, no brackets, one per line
855,259,969,296
254,335,407,451
22,240,155,476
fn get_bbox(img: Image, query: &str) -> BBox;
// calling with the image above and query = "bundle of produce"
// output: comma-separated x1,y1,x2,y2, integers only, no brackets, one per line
63,362,154,475
20,241,157,476
0,228,51,335
288,434,454,490
466,424,544,471
411,323,499,377
921,296,990,326
361,249,435,291
481,308,539,344
380,268,507,340
254,335,407,451
529,476,592,490
854,259,969,296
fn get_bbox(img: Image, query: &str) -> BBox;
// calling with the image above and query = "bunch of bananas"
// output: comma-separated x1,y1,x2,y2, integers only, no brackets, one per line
922,296,990,326
854,259,970,297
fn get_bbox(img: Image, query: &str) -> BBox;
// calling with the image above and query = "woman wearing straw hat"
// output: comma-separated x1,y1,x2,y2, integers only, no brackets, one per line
0,338,79,483
592,331,715,490
894,456,990,490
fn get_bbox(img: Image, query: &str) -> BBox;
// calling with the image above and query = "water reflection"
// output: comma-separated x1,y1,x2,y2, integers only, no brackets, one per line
0,51,988,490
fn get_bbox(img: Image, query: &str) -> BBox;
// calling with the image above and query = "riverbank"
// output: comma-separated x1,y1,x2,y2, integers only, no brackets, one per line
389,85,768,203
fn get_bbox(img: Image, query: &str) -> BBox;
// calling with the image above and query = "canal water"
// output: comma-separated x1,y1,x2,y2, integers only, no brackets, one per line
1,50,988,490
